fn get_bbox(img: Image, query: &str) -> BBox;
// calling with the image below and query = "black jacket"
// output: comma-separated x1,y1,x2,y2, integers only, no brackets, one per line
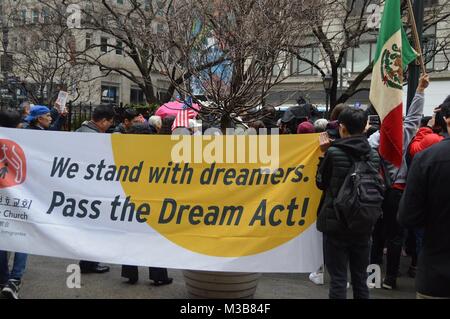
49,107,67,131
398,137,450,297
316,135,380,238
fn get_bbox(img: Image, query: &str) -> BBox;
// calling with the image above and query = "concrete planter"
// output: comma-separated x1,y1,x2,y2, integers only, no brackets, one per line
183,270,261,299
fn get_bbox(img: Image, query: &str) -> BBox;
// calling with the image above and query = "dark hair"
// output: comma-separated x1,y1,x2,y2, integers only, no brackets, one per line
441,96,450,118
0,109,22,128
420,116,432,128
127,123,157,135
338,108,368,135
92,105,115,122
330,104,348,121
263,105,276,117
297,96,307,105
431,112,446,134
122,108,139,122
159,116,175,135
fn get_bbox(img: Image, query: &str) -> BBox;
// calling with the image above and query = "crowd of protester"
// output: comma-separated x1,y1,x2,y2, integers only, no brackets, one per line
0,74,449,299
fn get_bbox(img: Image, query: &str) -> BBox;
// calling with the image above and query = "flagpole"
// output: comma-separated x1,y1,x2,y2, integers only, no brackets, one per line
406,0,427,75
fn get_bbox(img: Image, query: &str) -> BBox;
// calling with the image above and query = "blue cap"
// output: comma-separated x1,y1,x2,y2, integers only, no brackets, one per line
25,105,50,122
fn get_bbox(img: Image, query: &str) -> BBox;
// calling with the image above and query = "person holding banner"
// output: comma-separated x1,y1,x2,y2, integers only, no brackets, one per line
76,105,115,134
75,105,116,274
121,122,173,286
0,110,27,299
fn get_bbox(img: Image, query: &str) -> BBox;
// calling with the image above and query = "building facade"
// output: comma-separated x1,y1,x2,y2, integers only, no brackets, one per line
268,0,450,116
0,0,449,115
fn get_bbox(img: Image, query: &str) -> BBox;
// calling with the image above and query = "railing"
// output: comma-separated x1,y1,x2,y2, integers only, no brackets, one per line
67,102,93,131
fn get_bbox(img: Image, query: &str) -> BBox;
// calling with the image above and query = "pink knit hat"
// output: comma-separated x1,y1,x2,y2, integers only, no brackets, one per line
297,121,315,134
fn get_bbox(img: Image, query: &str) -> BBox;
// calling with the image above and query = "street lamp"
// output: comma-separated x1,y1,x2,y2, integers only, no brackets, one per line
322,73,333,119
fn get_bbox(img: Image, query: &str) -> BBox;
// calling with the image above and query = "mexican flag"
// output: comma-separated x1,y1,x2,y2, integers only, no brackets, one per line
369,0,417,168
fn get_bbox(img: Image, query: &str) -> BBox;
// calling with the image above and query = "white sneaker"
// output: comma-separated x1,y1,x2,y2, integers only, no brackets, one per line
309,272,324,285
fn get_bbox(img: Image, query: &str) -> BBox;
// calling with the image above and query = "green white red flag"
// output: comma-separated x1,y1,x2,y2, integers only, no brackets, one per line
369,0,417,167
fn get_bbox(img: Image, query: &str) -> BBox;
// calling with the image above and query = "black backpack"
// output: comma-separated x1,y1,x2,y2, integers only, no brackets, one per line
333,154,385,236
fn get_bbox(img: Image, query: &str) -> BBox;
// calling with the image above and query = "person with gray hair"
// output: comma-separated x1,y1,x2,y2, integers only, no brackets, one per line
149,115,162,133
314,119,329,133
18,102,31,118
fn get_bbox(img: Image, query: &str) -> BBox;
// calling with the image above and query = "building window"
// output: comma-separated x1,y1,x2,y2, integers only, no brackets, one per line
156,0,165,15
130,88,145,104
156,23,164,34
352,43,371,72
32,9,39,24
42,8,50,24
423,25,437,72
144,0,151,11
346,42,376,73
116,40,123,55
101,85,119,105
85,33,92,50
20,9,27,24
41,40,50,51
100,37,108,53
346,0,378,15
291,47,320,76
11,37,18,51
117,0,124,4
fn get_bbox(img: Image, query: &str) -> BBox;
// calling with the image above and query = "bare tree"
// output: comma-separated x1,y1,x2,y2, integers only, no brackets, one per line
285,0,450,109
37,0,232,105
0,0,93,105
157,0,324,129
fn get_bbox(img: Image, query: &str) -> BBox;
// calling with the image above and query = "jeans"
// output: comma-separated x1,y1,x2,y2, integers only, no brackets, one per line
415,229,425,256
0,251,28,283
382,188,406,279
370,217,384,265
324,235,371,299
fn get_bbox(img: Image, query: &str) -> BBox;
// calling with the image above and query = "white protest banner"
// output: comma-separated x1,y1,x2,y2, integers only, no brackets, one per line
0,128,323,272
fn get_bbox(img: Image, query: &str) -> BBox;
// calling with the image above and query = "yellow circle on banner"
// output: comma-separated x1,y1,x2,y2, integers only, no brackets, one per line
111,134,322,257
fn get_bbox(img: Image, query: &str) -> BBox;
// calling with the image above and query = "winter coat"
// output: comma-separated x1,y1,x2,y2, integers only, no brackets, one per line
76,121,101,133
399,137,450,297
316,135,380,238
409,127,444,159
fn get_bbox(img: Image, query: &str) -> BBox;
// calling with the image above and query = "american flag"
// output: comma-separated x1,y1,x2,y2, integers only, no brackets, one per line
172,97,197,131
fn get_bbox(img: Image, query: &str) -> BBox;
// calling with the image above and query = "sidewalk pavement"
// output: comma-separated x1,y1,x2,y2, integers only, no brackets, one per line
4,255,416,299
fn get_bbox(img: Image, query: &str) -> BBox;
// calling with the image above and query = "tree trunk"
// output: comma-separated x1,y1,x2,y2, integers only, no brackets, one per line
143,85,158,105
165,84,177,103
220,113,233,134
330,65,339,111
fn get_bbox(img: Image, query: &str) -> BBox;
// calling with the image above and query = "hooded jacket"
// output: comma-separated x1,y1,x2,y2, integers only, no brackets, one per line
316,135,380,238
409,127,445,159
76,121,101,133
